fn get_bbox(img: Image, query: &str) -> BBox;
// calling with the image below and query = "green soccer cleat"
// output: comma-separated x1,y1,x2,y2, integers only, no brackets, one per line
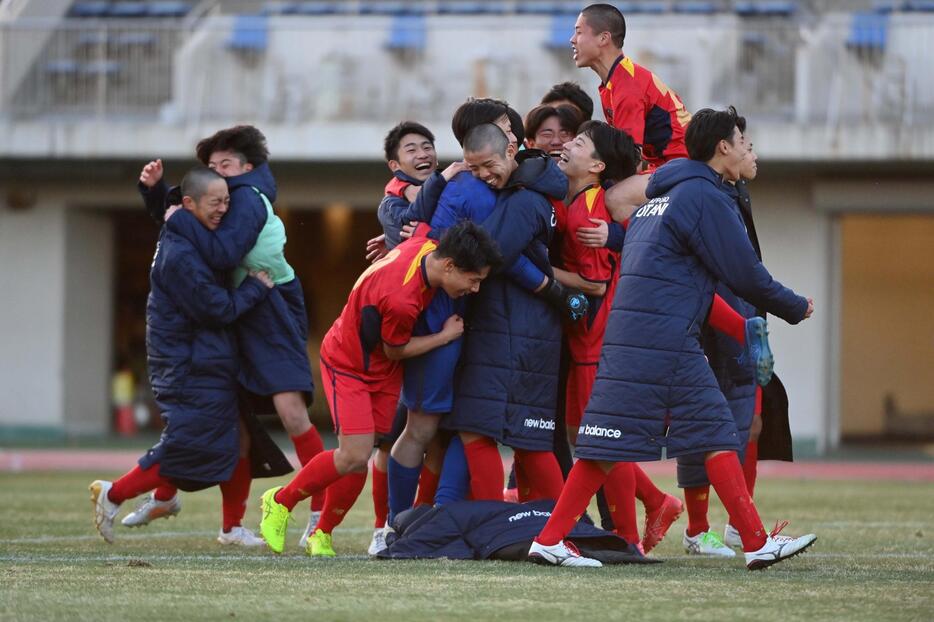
259,486,292,554
306,528,337,558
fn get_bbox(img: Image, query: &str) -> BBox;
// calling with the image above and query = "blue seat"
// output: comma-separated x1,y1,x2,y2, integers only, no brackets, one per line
847,12,888,51
904,0,934,11
146,2,191,17
291,2,343,15
385,14,426,51
871,0,899,13
76,31,109,46
736,1,796,16
673,2,717,14
80,60,124,76
69,2,110,17
515,1,565,14
109,2,149,18
545,13,576,49
228,14,269,51
437,1,506,14
622,2,669,14
113,32,158,46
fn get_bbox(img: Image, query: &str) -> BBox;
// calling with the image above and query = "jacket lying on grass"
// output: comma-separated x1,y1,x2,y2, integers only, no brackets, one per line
378,499,657,564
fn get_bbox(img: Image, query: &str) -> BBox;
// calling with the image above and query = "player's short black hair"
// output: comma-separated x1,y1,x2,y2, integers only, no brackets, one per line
383,121,435,162
195,125,269,166
462,123,509,157
180,166,225,201
686,106,741,162
451,98,525,147
525,104,584,142
540,81,594,120
435,220,503,274
577,120,640,183
581,3,626,48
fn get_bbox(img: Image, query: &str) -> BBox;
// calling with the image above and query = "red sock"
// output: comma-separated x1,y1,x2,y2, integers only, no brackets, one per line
603,463,639,544
706,452,766,551
220,457,251,532
463,437,505,501
684,486,711,537
633,464,666,511
708,293,746,345
275,450,341,511
109,463,172,504
372,461,389,528
414,466,440,507
153,485,177,502
513,449,564,501
316,471,368,534
537,460,608,546
291,427,326,512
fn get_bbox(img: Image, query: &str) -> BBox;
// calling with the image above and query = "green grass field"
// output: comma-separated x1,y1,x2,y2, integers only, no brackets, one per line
1,471,932,621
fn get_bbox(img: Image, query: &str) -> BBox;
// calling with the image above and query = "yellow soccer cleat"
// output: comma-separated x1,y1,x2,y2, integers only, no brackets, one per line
306,528,336,558
259,486,292,554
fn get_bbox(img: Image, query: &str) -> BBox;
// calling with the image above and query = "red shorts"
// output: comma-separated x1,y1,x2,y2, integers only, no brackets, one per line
565,362,598,430
320,360,400,436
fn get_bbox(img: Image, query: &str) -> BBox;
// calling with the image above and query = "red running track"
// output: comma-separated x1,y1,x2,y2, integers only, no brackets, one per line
1,449,932,481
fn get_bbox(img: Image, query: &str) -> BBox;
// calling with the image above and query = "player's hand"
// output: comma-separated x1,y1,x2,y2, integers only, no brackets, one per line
250,270,274,288
164,204,182,222
365,233,388,263
441,160,469,181
139,159,164,188
804,298,814,319
541,277,589,322
403,185,420,203
441,314,465,341
576,218,609,248
400,220,420,240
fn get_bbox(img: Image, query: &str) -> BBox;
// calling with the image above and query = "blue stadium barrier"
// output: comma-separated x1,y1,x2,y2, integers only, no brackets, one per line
385,14,426,51
109,2,149,18
437,1,507,14
672,2,717,14
360,2,426,15
69,2,110,17
228,14,269,51
846,12,888,51
546,13,577,49
146,2,191,18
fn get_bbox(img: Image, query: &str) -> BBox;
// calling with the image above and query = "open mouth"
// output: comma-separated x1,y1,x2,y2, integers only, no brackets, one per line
549,150,563,159
415,162,432,171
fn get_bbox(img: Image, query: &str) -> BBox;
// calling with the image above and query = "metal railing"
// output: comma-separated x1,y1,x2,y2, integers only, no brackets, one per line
1,12,932,126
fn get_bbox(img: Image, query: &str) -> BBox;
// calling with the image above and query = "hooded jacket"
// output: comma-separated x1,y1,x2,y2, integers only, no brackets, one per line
575,158,807,462
445,151,569,450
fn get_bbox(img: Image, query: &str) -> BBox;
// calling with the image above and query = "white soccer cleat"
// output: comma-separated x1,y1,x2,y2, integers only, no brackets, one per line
298,510,321,549
683,529,736,558
121,493,181,527
723,523,742,549
217,526,266,547
744,522,817,570
528,540,602,568
367,525,392,556
89,480,120,544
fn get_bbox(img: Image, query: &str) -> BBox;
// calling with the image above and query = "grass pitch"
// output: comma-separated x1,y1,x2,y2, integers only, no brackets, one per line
1,471,932,622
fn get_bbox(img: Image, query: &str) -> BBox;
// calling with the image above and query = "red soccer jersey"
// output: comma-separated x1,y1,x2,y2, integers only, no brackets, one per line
320,237,437,386
599,54,692,168
561,185,619,364
384,176,411,198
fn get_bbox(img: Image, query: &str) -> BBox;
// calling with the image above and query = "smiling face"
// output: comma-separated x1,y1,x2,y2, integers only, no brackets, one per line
182,178,229,230
208,150,252,178
570,14,604,69
464,143,517,190
440,259,491,298
389,132,437,182
558,132,604,183
528,115,575,158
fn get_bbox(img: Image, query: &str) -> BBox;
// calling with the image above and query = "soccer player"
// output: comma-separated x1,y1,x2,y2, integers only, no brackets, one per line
541,81,595,121
571,4,691,169
136,127,326,548
90,167,274,545
529,107,818,570
258,221,502,556
524,104,583,158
